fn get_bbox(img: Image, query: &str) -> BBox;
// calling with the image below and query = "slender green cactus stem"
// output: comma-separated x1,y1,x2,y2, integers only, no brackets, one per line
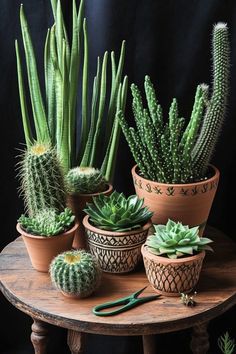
192,22,230,176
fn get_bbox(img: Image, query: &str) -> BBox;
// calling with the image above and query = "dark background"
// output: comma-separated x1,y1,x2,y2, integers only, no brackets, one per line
0,0,236,353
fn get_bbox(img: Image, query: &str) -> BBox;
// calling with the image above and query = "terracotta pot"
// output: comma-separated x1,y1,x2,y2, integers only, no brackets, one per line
141,244,205,296
16,223,78,273
83,215,153,274
67,184,113,250
132,164,220,234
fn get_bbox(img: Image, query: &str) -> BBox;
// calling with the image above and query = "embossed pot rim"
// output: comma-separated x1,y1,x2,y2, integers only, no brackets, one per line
141,244,206,265
68,183,113,198
16,222,79,239
83,215,153,237
132,164,220,188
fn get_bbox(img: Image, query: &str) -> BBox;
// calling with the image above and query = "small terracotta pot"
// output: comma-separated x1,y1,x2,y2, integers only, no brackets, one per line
67,184,113,250
16,223,78,273
141,244,205,296
83,215,153,273
132,164,220,235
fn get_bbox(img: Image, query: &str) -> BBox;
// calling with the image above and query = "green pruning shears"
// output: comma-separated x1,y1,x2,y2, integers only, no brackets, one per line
93,286,160,316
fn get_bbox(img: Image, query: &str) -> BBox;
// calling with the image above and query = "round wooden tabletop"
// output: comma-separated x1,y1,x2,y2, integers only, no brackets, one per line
0,227,236,336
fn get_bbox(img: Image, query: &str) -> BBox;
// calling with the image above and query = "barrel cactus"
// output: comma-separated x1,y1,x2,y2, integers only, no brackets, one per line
50,250,101,298
146,219,213,259
118,22,229,183
66,167,106,194
19,142,66,216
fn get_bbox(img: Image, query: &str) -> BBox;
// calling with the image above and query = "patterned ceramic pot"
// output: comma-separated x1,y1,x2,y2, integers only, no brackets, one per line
141,244,205,296
83,215,153,273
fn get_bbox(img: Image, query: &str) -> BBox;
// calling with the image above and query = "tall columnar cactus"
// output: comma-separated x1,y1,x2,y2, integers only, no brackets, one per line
118,23,229,183
19,142,66,216
50,250,101,298
15,0,128,180
192,23,230,176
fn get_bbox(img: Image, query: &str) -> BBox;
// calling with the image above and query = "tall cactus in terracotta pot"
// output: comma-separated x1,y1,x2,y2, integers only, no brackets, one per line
118,23,230,233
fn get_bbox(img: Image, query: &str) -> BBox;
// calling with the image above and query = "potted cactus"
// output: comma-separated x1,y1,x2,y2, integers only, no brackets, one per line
16,142,78,272
118,23,229,234
141,219,213,296
50,250,101,298
83,191,153,273
66,167,113,249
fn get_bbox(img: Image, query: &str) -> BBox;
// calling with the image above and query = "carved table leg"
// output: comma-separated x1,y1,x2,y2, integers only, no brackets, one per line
190,322,209,354
31,318,49,354
67,330,87,354
142,335,156,354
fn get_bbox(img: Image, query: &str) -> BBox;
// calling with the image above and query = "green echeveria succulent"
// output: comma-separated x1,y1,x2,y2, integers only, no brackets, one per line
18,208,75,237
66,167,106,194
146,219,213,259
84,191,153,232
50,250,101,298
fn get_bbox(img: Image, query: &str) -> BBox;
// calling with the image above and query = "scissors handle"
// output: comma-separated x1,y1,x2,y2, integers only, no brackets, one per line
93,294,160,317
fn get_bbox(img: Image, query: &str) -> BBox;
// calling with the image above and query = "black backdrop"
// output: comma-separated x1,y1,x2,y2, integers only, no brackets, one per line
0,0,236,353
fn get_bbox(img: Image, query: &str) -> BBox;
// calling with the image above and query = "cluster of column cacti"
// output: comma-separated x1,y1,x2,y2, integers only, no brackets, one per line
118,23,229,183
19,142,66,216
16,0,127,182
50,250,101,298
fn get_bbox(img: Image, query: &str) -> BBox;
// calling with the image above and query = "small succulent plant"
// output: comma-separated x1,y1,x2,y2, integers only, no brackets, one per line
84,191,153,232
50,250,101,298
218,332,235,354
66,167,106,194
146,219,213,259
18,208,75,237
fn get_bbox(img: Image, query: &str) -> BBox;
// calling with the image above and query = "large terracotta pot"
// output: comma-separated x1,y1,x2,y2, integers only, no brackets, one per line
83,215,153,273
16,223,78,272
141,244,205,296
67,184,113,250
132,164,220,234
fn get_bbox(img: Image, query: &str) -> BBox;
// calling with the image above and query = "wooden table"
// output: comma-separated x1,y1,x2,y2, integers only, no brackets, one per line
0,227,236,354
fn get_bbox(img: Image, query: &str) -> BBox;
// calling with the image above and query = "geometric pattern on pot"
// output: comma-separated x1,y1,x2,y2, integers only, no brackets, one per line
86,229,148,248
142,248,205,296
88,243,143,273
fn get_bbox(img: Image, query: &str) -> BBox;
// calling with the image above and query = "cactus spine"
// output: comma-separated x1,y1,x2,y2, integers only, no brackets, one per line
118,23,229,183
66,167,106,194
50,250,101,298
19,142,66,216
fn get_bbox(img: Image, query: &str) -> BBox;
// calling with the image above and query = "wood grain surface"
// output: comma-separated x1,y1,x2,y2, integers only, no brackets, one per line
0,227,236,336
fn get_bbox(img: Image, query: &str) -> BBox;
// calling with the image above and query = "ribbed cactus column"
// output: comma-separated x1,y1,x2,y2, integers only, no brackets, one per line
19,142,66,216
192,23,230,176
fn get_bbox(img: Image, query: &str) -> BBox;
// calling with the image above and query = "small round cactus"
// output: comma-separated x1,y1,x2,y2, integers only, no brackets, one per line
50,250,101,298
65,167,106,194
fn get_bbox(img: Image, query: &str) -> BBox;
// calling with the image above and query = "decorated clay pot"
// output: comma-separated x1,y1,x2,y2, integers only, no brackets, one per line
67,184,113,249
16,223,78,273
132,164,220,235
141,244,205,296
83,215,153,273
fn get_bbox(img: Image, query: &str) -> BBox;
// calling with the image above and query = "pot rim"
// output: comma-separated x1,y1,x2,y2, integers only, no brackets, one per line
16,222,79,240
132,164,220,188
141,244,205,264
68,183,113,198
82,215,153,237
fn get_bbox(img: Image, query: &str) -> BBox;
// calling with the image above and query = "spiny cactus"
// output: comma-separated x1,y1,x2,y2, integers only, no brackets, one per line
66,167,106,194
18,208,75,237
118,23,229,183
50,250,101,298
19,142,66,216
146,219,213,259
84,191,153,231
